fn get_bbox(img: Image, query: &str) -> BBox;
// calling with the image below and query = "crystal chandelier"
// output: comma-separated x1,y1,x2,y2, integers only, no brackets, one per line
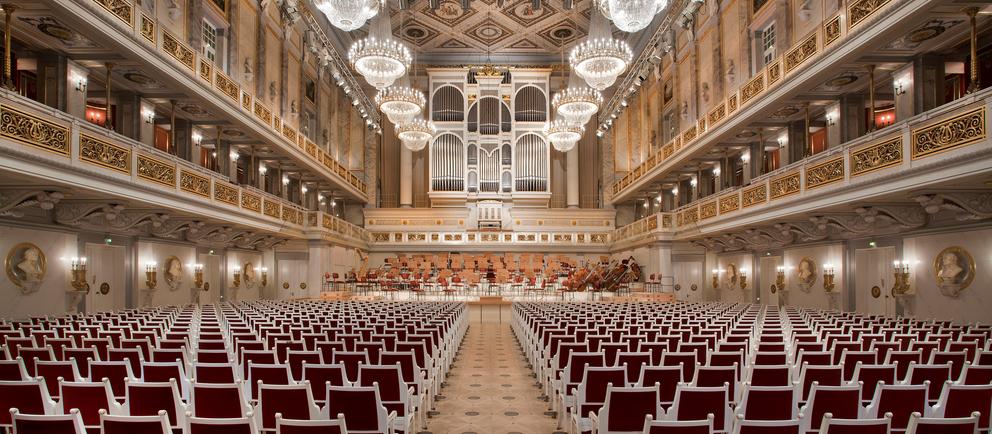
569,38,632,91
315,0,381,32
595,0,668,33
349,37,412,89
375,86,425,124
397,118,436,151
544,119,584,152
552,86,603,125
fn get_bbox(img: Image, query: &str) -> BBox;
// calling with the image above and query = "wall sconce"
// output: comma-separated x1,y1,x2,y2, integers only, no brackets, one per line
258,164,268,175
261,267,268,288
301,185,309,194
689,177,698,187
712,166,721,177
672,187,679,196
193,263,204,290
775,266,786,290
144,262,158,290
70,257,90,292
893,79,907,95
823,263,836,292
739,268,748,290
232,271,241,288
141,108,155,124
712,268,721,289
825,112,837,126
73,74,87,92
777,136,788,147
191,132,202,147
892,260,912,294
282,175,290,186
740,153,750,163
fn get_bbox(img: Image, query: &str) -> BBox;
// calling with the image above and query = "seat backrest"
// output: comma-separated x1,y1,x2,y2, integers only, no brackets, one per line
749,365,792,387
577,367,626,414
247,363,292,400
301,363,348,402
870,384,928,431
324,386,387,432
0,379,53,426
817,414,890,434
100,412,170,434
35,360,80,397
599,386,661,433
357,365,405,403
906,363,952,403
0,359,29,381
59,380,116,426
738,384,796,421
191,382,249,418
275,415,346,434
734,418,800,434
285,350,322,381
806,384,862,432
257,384,317,430
186,415,256,434
671,385,729,431
851,363,896,401
798,364,843,401
88,361,133,397
936,384,992,430
904,412,979,434
125,381,183,425
643,414,713,434
194,363,237,384
11,409,86,434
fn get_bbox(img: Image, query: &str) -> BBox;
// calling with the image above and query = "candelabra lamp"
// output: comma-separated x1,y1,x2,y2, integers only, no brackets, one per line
232,271,241,288
892,260,911,294
822,263,836,292
775,266,786,290
70,257,90,292
739,268,748,290
145,262,158,290
711,269,720,289
261,267,268,288
193,263,204,290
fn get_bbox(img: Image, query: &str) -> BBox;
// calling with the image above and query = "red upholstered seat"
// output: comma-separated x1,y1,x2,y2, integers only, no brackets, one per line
593,386,662,433
735,384,797,421
905,412,980,434
100,412,171,434
798,384,862,434
323,385,395,433
669,384,731,433
301,363,349,403
57,380,121,430
644,414,714,434
932,384,992,432
817,414,891,434
254,384,321,431
186,415,257,434
865,384,929,433
274,415,347,434
124,381,185,428
190,382,251,418
0,379,57,428
10,409,87,434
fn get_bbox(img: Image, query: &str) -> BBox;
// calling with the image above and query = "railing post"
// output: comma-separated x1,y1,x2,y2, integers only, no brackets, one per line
2,4,16,90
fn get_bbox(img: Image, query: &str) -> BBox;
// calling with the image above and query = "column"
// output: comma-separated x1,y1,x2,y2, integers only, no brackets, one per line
652,242,674,292
839,94,867,143
2,4,15,90
566,146,579,209
399,145,412,208
913,55,945,114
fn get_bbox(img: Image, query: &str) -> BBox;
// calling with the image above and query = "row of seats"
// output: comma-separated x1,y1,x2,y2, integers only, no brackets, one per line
513,302,992,434
1,300,468,434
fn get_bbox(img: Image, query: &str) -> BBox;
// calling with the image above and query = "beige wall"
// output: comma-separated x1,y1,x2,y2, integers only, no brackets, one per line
0,225,78,319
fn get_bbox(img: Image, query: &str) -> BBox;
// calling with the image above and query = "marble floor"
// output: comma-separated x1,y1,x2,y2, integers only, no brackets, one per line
424,322,562,434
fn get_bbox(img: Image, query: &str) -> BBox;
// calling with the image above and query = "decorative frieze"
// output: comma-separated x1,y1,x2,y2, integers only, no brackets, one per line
699,201,717,220
823,15,842,46
785,33,818,74
79,133,130,174
93,0,133,26
0,105,70,156
770,172,802,199
140,14,155,43
727,94,738,114
241,92,252,111
805,157,844,189
911,107,986,159
708,103,726,126
682,125,697,143
180,170,210,197
137,155,175,186
741,73,765,104
199,60,212,83
848,0,893,28
215,71,239,101
162,31,195,71
254,102,272,124
719,193,740,214
850,136,902,176
767,60,782,86
241,192,261,212
742,184,768,207
263,200,280,218
214,182,239,205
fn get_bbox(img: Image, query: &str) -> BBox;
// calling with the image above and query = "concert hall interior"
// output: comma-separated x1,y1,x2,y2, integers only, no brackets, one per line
1,0,992,432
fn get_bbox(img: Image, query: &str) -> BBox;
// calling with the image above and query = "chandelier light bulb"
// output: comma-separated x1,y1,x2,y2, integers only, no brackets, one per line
552,86,603,125
544,119,584,152
375,86,426,124
570,38,633,91
349,37,412,89
314,0,380,32
605,0,668,33
397,118,436,151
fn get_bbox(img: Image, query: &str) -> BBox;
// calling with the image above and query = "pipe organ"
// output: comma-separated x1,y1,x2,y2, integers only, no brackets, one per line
428,67,552,209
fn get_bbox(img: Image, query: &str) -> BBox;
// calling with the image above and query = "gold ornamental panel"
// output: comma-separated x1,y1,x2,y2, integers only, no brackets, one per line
742,184,768,208
554,234,572,242
199,60,213,83
408,233,426,242
647,216,658,230
767,60,782,86
254,102,272,124
741,73,765,104
180,170,210,197
663,143,674,159
263,200,280,218
911,107,986,160
770,171,801,199
162,31,195,71
282,125,297,143
785,33,818,74
93,0,133,26
241,192,261,212
241,92,252,111
848,0,893,28
804,157,844,189
699,201,717,220
137,154,176,186
727,94,739,114
662,215,672,228
850,136,902,176
372,233,389,242
823,15,842,46
708,103,726,126
273,115,282,130
591,233,608,244
215,71,240,102
80,133,131,174
214,182,239,205
682,208,699,224
682,125,697,143
698,118,707,134
140,14,155,43
719,193,740,214
0,104,70,156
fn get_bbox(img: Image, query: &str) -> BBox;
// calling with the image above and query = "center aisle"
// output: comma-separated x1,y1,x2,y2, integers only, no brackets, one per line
426,321,560,434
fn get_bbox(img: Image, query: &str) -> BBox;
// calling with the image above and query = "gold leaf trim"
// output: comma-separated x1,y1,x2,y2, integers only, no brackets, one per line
699,201,717,220
741,73,765,104
804,157,844,189
823,15,842,46
93,0,133,26
850,136,902,176
241,192,261,212
140,14,155,43
911,107,986,160
0,104,70,156
767,60,782,86
137,154,175,186
214,182,239,205
180,170,210,197
215,71,239,101
708,103,726,125
79,133,131,173
785,33,818,74
719,193,740,214
254,101,272,124
742,184,768,207
162,31,195,71
263,200,280,218
199,60,213,83
848,0,893,28
770,171,801,199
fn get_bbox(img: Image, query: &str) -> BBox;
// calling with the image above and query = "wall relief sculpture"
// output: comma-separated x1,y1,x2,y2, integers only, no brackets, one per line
6,243,46,294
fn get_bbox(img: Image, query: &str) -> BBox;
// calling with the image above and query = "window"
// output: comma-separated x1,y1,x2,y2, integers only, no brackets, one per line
202,20,218,63
761,23,776,66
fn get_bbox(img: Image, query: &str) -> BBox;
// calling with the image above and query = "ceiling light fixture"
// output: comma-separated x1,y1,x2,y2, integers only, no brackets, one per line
349,37,411,89
595,0,668,33
552,86,603,126
375,86,425,124
544,119,584,152
397,118,436,151
314,0,381,32
570,38,632,90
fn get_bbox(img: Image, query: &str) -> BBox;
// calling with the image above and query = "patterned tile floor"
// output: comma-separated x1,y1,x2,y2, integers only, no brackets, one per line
424,322,562,434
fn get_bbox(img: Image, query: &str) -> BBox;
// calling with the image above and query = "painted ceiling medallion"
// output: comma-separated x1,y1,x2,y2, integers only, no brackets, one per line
538,19,586,46
825,75,858,88
421,0,476,27
502,0,558,27
466,17,514,46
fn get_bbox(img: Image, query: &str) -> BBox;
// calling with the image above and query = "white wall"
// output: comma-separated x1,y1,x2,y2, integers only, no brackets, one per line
0,226,78,319
135,240,197,307
904,228,992,323
781,243,845,310
227,250,264,301
716,252,754,304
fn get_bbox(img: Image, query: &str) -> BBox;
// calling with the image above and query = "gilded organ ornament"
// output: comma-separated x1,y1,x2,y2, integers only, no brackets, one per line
933,246,975,298
5,243,46,294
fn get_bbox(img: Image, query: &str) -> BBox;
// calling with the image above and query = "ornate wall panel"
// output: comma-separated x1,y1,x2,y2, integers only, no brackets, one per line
162,31,195,71
241,192,261,212
137,155,176,186
214,182,239,205
742,184,768,207
719,193,740,213
770,172,801,199
180,170,210,197
911,107,986,159
79,133,130,174
0,105,70,156
804,157,844,189
850,136,902,176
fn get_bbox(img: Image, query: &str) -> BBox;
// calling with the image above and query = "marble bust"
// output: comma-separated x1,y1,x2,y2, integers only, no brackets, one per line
6,243,46,294
797,258,816,291
164,256,183,291
935,247,973,298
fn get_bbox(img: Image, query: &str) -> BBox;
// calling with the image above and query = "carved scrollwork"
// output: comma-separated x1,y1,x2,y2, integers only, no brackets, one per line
850,137,902,176
0,190,65,218
137,155,176,186
805,157,844,189
911,107,986,159
915,192,992,221
848,0,893,28
785,33,818,74
770,172,801,199
0,105,70,156
80,134,131,174
162,31,195,71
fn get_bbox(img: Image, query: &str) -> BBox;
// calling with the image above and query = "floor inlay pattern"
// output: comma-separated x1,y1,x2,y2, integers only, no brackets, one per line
427,322,557,434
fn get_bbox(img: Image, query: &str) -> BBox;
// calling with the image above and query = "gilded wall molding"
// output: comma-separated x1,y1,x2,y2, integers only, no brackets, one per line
848,0,893,28
214,182,239,205
139,14,155,43
162,31,195,71
770,172,802,199
92,0,133,26
719,193,740,214
179,170,211,197
699,201,717,220
216,72,240,101
741,73,765,105
742,184,768,207
850,136,902,176
804,157,844,189
241,192,261,212
0,104,70,156
785,33,818,74
136,155,175,186
911,107,986,160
